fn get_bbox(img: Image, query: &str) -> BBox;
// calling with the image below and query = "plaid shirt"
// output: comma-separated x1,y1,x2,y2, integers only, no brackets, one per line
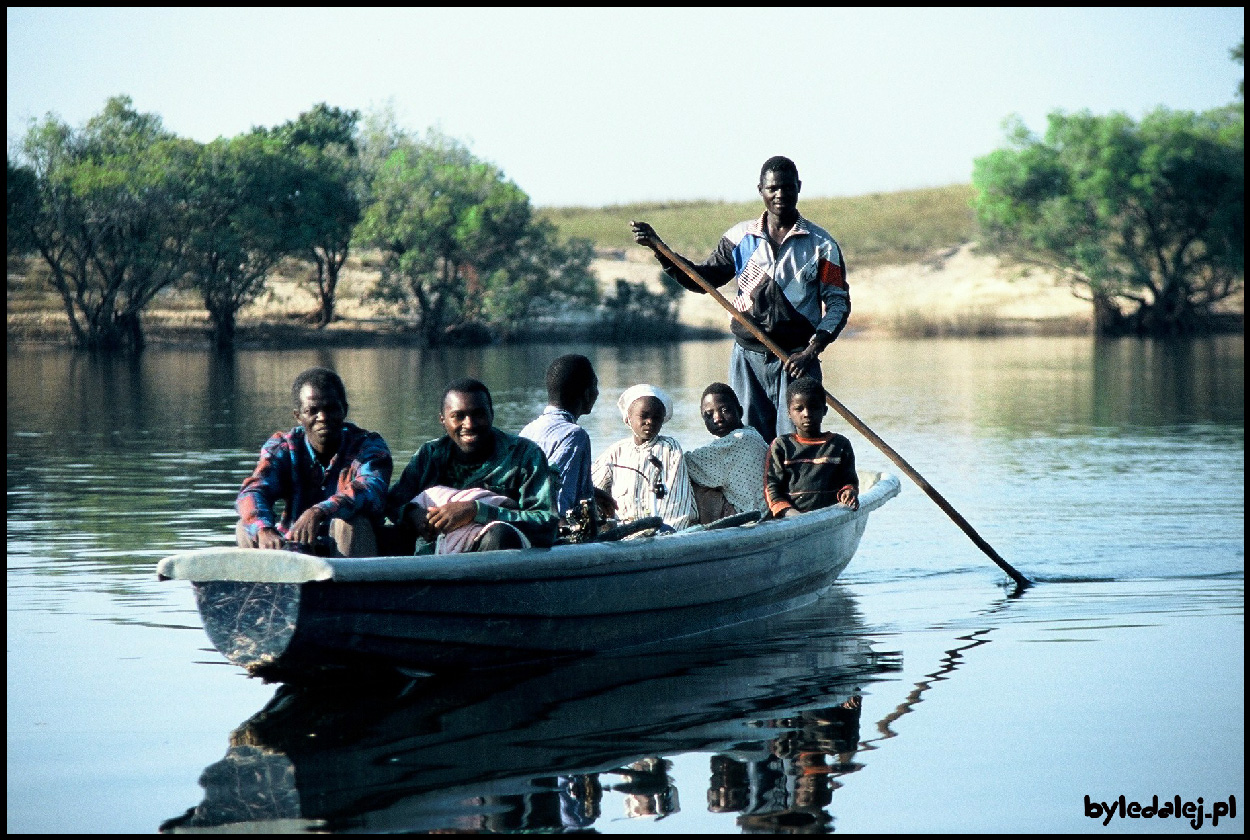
236,422,393,540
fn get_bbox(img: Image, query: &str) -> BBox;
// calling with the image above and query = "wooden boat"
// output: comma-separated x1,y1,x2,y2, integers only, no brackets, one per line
157,470,899,680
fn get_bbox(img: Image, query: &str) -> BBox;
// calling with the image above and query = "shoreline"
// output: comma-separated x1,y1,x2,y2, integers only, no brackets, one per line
2,310,1114,352
8,243,1241,351
14,313,1243,354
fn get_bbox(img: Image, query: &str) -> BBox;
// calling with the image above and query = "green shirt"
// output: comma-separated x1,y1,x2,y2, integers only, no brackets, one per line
386,428,560,547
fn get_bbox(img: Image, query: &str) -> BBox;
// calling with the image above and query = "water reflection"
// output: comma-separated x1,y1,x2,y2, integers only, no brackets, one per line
10,337,1240,454
161,588,901,834
713,701,863,834
8,337,1242,834
1090,336,1245,428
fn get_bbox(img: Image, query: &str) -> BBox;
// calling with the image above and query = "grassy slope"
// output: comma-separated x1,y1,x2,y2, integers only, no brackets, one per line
538,183,979,268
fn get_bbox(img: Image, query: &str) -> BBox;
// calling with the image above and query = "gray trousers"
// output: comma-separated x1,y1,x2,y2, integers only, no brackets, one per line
729,343,822,444
235,513,378,557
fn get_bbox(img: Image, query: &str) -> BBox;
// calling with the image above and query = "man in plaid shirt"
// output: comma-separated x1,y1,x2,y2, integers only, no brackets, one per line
236,367,393,556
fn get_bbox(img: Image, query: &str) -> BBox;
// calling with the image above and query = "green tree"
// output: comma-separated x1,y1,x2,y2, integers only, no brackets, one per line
1233,39,1243,100
478,217,599,338
973,106,1243,335
7,159,39,257
184,134,301,349
600,276,683,342
11,96,197,351
357,106,407,181
356,130,593,344
268,103,363,326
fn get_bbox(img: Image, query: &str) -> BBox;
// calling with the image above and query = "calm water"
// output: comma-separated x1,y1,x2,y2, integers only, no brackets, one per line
7,335,1244,833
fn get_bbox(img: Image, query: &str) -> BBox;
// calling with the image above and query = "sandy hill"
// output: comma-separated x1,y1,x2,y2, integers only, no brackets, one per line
593,242,1095,337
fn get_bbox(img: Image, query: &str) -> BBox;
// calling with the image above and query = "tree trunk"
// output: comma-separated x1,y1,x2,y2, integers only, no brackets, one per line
1128,285,1198,337
310,254,334,328
317,263,338,328
121,311,144,352
70,307,145,352
317,282,336,327
45,260,88,347
1092,291,1127,336
208,307,236,351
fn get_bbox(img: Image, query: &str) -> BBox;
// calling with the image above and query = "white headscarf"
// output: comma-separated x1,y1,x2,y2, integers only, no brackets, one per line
617,384,673,423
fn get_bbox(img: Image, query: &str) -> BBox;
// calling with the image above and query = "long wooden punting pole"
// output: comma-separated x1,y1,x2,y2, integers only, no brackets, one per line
646,237,1031,589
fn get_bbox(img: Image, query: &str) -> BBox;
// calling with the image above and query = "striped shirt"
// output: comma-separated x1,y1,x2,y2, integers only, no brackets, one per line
236,422,393,540
662,212,850,354
764,432,858,516
592,434,698,531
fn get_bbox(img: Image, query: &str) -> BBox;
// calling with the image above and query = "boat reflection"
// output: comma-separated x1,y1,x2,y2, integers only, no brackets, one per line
161,587,901,834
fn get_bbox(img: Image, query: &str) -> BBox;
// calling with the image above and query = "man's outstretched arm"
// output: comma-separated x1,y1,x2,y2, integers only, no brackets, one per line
630,220,734,293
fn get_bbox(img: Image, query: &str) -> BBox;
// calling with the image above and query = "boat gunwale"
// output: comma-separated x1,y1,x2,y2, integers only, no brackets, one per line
157,472,899,585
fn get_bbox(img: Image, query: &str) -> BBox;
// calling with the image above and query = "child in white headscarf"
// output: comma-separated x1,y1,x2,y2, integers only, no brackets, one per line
591,384,698,532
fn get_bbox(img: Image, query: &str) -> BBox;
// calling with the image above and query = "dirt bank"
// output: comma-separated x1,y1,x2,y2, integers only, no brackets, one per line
594,242,1098,337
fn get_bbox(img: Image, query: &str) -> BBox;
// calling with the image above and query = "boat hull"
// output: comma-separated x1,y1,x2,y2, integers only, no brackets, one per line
166,472,900,678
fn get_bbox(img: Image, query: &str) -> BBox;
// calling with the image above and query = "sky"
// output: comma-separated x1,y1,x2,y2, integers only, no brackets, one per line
7,7,1244,208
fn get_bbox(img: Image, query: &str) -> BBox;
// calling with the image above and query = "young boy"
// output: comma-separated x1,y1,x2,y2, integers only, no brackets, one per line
592,384,698,532
685,383,768,523
765,377,859,518
519,354,600,518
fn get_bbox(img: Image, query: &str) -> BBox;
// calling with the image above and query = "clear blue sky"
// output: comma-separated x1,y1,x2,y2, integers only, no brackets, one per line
7,7,1243,208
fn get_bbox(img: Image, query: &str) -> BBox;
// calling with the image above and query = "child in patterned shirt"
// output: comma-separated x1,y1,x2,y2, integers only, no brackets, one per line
765,377,859,518
685,383,768,524
592,384,698,532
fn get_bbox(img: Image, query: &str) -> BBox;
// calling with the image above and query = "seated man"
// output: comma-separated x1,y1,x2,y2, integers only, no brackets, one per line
236,367,393,556
519,353,600,518
765,376,858,518
592,384,698,533
386,378,560,553
685,383,768,524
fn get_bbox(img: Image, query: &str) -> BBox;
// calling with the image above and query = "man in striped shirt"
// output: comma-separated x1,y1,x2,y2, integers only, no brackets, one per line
630,156,850,443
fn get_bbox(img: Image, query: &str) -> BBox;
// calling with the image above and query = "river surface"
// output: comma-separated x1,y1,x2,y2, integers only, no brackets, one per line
7,335,1244,833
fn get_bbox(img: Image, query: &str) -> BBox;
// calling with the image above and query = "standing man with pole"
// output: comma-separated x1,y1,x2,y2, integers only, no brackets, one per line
632,164,1032,589
631,156,850,443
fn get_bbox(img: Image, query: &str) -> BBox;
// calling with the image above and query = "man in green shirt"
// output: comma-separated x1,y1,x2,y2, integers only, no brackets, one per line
385,378,560,553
